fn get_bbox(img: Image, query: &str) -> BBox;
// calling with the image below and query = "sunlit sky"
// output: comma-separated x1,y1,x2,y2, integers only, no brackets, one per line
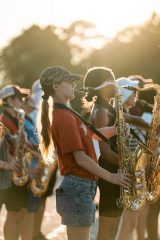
0,0,160,48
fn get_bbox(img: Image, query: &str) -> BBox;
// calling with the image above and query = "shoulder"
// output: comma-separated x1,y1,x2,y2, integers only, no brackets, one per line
92,105,109,119
92,105,109,128
53,109,78,126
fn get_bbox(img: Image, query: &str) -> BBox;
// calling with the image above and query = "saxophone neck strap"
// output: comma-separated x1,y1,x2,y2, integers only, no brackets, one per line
54,103,109,144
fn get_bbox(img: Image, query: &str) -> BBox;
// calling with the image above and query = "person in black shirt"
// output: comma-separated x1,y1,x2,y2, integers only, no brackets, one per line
83,67,122,240
83,67,150,240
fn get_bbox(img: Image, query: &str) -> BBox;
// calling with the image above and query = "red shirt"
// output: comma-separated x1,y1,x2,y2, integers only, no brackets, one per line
51,109,98,180
0,112,17,135
0,110,18,155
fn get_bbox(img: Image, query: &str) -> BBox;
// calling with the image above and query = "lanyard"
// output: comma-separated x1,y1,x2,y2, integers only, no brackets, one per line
54,103,109,144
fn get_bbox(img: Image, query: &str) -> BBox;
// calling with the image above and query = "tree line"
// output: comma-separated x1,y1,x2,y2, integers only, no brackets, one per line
0,12,160,88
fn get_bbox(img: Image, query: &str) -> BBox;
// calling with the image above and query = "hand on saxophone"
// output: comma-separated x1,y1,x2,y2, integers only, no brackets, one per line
0,159,20,171
0,160,10,169
124,122,131,138
10,159,21,172
110,170,131,188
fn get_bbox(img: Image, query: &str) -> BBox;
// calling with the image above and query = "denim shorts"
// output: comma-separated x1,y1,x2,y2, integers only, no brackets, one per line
56,175,97,226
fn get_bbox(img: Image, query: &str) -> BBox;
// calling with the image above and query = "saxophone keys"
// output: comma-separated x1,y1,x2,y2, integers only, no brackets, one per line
146,192,154,201
135,169,145,178
116,197,123,208
138,195,145,202
135,183,144,190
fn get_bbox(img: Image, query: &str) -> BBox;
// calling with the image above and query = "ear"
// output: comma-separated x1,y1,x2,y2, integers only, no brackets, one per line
52,83,59,91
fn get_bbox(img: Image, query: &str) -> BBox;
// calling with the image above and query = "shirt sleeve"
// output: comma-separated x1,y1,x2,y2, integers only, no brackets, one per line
58,114,84,154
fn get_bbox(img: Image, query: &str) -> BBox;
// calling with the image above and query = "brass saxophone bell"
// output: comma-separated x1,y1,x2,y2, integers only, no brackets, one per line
146,92,160,203
31,161,55,197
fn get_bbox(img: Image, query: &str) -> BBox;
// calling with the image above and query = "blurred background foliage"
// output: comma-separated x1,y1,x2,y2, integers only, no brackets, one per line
0,12,160,88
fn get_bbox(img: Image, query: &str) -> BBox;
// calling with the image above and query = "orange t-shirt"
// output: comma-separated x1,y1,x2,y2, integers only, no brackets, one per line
51,109,98,180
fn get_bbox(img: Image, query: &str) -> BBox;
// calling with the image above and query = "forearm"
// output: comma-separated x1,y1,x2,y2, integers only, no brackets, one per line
73,151,113,182
73,151,131,188
0,160,10,170
92,126,117,141
124,113,150,129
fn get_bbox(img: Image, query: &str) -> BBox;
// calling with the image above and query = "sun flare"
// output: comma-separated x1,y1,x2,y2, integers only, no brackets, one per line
52,0,160,38
0,0,160,48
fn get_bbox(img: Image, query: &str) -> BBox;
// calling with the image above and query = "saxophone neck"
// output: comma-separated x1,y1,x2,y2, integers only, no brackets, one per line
138,142,152,154
0,122,8,139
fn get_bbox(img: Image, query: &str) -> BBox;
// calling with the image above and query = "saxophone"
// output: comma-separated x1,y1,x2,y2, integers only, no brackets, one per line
30,153,57,197
146,88,160,203
115,85,149,211
11,109,31,186
0,122,7,139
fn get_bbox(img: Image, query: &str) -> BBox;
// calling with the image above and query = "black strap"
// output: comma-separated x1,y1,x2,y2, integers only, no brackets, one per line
3,109,18,128
25,115,34,125
130,128,151,153
54,103,109,144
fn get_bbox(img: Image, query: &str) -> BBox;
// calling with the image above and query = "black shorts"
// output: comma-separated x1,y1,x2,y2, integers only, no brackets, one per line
0,189,8,210
98,157,122,217
5,184,41,212
98,179,122,217
5,184,29,211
